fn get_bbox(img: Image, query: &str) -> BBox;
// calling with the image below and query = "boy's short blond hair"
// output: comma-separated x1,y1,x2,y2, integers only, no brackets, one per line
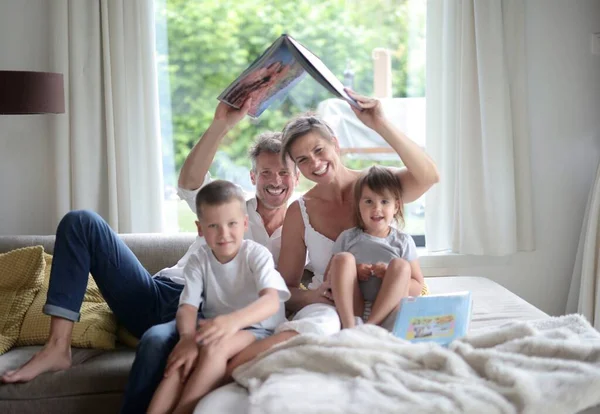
195,180,245,219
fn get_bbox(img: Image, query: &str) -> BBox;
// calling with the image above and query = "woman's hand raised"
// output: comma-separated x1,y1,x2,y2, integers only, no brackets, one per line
345,88,385,131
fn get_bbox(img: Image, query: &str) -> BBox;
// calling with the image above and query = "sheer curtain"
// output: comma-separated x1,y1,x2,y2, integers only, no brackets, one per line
567,161,600,329
49,0,164,233
425,0,534,255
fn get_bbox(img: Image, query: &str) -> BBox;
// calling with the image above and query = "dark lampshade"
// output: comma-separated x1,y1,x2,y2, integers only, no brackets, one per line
0,70,65,115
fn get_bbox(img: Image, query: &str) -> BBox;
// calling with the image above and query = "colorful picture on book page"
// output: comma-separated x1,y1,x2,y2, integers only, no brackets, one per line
222,45,306,117
406,315,455,340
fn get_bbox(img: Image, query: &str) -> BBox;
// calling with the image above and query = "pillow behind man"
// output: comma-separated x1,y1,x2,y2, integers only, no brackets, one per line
15,253,117,350
0,246,45,354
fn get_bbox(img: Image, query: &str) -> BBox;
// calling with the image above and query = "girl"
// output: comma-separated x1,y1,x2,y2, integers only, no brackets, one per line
326,165,424,329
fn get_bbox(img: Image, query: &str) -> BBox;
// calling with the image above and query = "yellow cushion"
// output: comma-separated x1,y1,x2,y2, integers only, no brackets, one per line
0,246,45,354
117,325,139,348
421,281,429,296
15,253,117,350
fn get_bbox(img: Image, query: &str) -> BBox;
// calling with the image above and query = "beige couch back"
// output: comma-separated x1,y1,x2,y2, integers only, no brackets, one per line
0,233,197,275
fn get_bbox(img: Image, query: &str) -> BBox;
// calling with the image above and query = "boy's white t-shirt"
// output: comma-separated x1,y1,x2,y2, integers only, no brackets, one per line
179,239,291,330
155,172,283,285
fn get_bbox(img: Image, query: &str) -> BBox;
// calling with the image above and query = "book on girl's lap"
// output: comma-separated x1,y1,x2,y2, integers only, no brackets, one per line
218,34,359,118
392,291,473,346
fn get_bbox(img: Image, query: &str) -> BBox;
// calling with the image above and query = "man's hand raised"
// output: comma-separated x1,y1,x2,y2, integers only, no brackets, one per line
214,98,252,130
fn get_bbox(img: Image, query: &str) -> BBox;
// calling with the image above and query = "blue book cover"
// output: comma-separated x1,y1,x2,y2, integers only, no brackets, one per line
392,291,473,346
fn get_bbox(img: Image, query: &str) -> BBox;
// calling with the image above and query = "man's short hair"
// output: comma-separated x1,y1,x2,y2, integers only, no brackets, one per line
248,132,283,172
195,180,245,219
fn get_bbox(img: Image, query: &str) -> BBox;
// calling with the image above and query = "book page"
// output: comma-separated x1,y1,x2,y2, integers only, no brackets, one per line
286,36,359,109
407,315,455,340
218,36,306,118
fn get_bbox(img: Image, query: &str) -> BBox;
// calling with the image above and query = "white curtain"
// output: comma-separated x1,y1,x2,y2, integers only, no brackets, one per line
425,0,534,255
48,0,164,233
567,161,600,329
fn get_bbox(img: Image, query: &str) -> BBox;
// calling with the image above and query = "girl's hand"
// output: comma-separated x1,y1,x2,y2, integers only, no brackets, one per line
195,315,240,345
345,88,385,130
213,99,252,130
356,263,373,281
164,335,198,380
372,262,388,278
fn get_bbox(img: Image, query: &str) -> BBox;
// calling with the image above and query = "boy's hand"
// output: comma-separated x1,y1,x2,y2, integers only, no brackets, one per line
357,263,373,281
164,335,198,381
195,315,240,345
372,262,388,278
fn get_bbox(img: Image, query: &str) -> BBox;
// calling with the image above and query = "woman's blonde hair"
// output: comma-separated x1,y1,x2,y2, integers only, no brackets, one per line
280,112,336,164
353,165,405,230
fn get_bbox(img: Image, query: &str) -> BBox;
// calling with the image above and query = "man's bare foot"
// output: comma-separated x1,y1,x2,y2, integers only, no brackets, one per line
1,340,72,383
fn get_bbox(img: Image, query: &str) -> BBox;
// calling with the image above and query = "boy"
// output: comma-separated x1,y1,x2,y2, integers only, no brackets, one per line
147,180,290,414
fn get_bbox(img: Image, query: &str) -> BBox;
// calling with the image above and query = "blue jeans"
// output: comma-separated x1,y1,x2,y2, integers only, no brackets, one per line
121,319,181,413
121,319,272,413
43,210,185,413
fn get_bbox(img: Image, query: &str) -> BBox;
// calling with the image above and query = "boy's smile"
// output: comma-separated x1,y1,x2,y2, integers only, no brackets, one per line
196,200,248,263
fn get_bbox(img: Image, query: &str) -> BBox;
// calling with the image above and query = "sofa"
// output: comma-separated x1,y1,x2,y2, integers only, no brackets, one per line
0,233,197,414
2,233,580,414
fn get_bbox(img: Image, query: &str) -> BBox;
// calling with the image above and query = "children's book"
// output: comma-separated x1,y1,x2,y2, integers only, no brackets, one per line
392,291,473,346
218,34,359,118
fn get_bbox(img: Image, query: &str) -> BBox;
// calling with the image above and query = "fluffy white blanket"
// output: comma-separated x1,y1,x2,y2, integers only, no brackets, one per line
233,315,600,414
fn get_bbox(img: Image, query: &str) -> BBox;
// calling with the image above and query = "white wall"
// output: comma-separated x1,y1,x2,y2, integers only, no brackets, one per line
0,0,57,235
0,0,599,315
422,0,600,316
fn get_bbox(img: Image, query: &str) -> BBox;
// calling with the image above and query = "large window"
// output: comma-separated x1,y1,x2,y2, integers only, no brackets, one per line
155,0,426,245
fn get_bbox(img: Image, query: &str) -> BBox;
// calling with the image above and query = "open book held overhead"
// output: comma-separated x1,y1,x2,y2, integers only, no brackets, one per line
218,34,359,118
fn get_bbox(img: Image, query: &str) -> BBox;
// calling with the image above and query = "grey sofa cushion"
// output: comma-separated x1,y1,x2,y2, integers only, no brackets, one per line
0,233,197,275
0,346,135,400
0,233,197,412
0,393,126,414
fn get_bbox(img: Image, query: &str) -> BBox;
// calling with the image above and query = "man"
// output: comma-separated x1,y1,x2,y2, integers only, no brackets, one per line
0,100,312,413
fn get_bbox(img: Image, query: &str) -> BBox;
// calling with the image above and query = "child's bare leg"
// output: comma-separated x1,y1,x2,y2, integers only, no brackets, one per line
408,275,424,296
225,330,298,378
329,253,363,329
147,365,187,414
367,258,411,325
1,317,73,383
173,331,256,414
352,278,365,321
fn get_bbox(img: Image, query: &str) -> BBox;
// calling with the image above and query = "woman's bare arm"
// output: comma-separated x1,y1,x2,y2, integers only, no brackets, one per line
375,120,440,203
346,89,440,203
277,201,331,312
278,201,307,287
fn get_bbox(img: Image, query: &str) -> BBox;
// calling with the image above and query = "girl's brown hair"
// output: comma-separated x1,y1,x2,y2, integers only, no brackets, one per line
353,165,405,230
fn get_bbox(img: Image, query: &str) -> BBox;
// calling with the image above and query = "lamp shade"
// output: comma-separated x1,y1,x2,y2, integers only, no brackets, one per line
0,70,65,114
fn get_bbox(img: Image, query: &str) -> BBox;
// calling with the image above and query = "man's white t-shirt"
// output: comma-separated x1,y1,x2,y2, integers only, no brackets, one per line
154,172,283,285
179,239,291,330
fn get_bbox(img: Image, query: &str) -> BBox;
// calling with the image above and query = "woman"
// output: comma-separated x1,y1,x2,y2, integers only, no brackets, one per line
226,89,439,372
